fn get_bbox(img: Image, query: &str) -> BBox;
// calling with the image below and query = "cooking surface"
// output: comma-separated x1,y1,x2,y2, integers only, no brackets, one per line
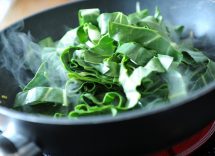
1,0,215,155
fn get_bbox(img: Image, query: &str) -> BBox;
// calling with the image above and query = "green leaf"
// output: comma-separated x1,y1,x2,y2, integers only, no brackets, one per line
68,71,115,84
68,104,117,117
181,48,208,63
39,37,55,47
78,8,100,25
61,46,80,72
83,51,106,64
175,25,184,36
103,55,120,77
97,12,129,34
42,48,68,87
164,70,187,100
154,7,163,23
137,16,169,39
89,35,116,57
77,24,89,43
15,87,68,107
192,60,215,90
57,28,81,53
128,9,149,25
81,92,125,107
24,63,48,91
109,22,183,62
157,54,174,70
119,55,172,108
87,23,101,43
116,42,155,66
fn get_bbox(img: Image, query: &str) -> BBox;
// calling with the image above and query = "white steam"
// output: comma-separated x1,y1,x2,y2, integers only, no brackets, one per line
0,22,68,89
0,23,42,88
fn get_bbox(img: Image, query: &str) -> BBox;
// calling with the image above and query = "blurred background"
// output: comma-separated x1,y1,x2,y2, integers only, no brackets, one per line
0,0,72,30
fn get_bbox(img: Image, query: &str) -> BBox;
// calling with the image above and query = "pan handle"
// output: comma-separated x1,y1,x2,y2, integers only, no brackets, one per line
0,129,41,156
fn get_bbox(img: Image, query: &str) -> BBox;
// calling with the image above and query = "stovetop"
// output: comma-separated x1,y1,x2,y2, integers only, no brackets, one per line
192,134,215,156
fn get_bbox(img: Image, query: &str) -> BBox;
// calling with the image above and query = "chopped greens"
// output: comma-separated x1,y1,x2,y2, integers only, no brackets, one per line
14,8,215,118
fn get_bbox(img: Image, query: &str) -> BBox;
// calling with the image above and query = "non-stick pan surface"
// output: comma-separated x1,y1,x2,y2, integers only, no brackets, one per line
1,0,215,155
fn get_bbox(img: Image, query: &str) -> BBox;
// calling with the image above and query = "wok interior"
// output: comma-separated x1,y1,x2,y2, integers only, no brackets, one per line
1,0,215,111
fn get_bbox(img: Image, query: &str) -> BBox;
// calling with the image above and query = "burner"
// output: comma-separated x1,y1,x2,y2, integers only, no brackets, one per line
152,122,215,156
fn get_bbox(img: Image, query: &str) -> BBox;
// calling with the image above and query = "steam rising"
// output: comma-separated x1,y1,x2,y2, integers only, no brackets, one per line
0,23,42,88
0,22,68,90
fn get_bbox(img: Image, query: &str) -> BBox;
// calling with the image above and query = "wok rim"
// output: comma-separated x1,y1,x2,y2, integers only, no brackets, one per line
0,0,214,125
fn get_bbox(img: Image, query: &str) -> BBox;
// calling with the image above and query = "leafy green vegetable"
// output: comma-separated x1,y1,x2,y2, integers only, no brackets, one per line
164,70,187,100
87,23,101,43
90,35,116,57
39,37,55,47
15,87,68,107
119,55,172,108
78,8,100,25
109,22,182,62
14,7,215,118
191,60,215,90
116,42,155,66
128,9,148,25
97,12,129,34
24,63,48,91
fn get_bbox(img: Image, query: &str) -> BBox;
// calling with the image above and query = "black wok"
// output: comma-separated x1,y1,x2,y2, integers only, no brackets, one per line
1,0,215,155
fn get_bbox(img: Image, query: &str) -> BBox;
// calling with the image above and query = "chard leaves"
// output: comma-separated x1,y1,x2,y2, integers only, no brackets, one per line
14,7,215,118
15,87,68,107
119,55,172,108
78,8,100,25
97,12,129,34
116,42,155,66
109,22,182,62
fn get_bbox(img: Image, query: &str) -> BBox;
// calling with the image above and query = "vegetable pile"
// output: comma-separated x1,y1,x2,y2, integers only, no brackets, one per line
14,8,215,118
